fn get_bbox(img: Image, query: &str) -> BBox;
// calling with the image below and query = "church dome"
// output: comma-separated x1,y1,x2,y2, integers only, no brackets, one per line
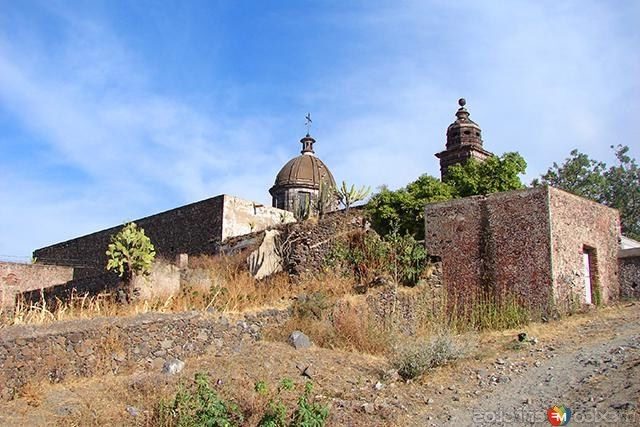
269,133,337,214
270,134,336,193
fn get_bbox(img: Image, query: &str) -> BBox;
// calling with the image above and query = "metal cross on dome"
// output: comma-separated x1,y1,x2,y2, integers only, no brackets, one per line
305,113,312,135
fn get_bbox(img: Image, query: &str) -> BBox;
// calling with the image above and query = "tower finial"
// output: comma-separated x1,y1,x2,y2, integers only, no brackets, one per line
458,98,466,108
305,113,312,136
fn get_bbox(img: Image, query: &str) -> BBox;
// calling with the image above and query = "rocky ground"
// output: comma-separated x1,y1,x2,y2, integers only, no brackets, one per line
1,302,638,426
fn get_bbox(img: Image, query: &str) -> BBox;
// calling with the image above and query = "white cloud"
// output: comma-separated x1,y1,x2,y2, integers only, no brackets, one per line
0,0,638,258
0,16,285,257
310,0,639,188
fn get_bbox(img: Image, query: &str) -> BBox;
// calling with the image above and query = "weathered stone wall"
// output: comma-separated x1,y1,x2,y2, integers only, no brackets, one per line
548,187,620,307
0,262,74,308
0,309,288,400
425,195,486,307
20,272,121,308
619,248,640,299
222,195,295,241
425,189,553,314
485,189,554,311
424,186,620,316
284,209,368,276
34,196,226,279
33,195,294,281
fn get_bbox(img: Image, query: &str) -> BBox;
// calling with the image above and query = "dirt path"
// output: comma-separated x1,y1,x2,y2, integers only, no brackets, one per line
1,303,639,426
406,303,640,426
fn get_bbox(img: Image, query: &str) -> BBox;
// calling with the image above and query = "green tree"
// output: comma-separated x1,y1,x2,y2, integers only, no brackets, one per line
366,152,526,239
106,222,156,293
535,145,640,240
604,145,640,239
366,175,453,239
531,149,607,201
445,152,527,197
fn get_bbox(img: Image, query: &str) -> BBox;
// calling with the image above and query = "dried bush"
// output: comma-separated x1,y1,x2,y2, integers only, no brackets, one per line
392,333,463,380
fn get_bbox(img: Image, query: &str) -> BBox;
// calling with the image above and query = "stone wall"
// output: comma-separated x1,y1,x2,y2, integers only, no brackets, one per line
34,196,226,279
220,208,367,277
20,260,182,308
424,186,620,317
548,187,620,307
33,195,294,280
282,208,368,276
0,309,288,400
20,272,120,308
619,248,640,299
425,189,554,314
424,195,484,304
0,262,74,309
221,195,295,241
485,189,554,309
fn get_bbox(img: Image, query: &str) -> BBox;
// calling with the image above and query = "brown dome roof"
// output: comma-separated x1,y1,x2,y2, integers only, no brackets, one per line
270,154,336,193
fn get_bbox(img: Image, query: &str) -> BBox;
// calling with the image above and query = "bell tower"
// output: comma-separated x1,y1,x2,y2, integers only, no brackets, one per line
435,98,493,180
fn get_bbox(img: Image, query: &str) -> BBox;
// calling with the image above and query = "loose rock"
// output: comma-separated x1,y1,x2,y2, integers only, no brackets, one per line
162,358,185,375
288,331,311,350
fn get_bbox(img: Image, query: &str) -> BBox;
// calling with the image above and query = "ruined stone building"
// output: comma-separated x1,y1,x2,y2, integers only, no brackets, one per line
29,130,339,277
2,100,638,311
1,129,339,308
32,195,295,280
424,186,621,316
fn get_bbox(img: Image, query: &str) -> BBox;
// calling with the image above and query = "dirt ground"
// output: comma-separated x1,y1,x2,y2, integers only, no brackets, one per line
1,302,639,426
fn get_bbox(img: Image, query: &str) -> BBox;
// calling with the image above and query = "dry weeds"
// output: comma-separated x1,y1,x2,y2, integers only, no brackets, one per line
1,254,359,328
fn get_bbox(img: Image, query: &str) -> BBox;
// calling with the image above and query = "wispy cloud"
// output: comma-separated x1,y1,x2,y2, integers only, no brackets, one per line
0,11,285,257
0,0,638,259
312,0,639,188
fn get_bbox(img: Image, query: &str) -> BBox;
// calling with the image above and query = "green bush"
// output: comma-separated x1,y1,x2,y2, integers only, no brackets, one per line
157,373,243,427
257,379,329,427
291,382,329,427
106,222,155,284
387,233,428,286
324,230,427,286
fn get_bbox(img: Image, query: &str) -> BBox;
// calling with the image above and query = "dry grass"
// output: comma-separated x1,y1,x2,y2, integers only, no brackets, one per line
1,254,358,328
17,382,42,408
267,293,395,356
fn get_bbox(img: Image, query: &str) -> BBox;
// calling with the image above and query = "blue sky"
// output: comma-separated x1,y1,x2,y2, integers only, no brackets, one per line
1,0,639,260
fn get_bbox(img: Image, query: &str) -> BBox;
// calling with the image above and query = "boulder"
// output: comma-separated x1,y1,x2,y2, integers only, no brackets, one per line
288,330,311,349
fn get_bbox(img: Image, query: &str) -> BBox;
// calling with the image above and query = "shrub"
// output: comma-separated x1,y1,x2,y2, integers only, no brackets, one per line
331,301,393,355
392,333,463,380
387,233,428,286
156,373,244,426
291,382,329,427
324,230,427,286
256,379,329,427
106,222,155,298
